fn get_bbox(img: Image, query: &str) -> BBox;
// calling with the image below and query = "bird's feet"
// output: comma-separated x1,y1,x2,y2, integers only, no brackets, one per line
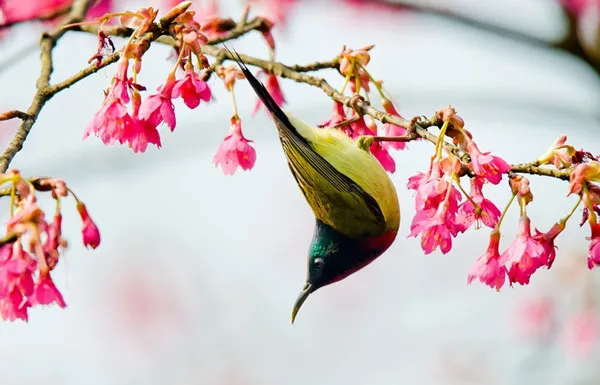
357,135,375,151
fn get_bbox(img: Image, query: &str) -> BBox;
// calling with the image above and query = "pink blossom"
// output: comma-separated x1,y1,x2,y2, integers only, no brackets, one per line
0,244,35,321
84,98,137,145
456,177,501,232
29,273,66,308
466,140,511,185
128,118,162,153
532,221,565,268
77,202,101,249
369,141,395,172
252,73,285,115
346,116,373,139
410,159,461,212
213,117,257,175
84,60,149,147
43,213,64,270
410,198,460,254
172,68,211,109
467,231,506,290
499,216,546,286
561,311,598,358
587,221,600,269
139,75,176,131
319,102,347,128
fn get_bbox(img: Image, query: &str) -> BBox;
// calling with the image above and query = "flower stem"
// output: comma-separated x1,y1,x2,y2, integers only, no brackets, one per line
340,75,351,95
230,86,239,117
560,195,582,225
359,63,386,99
583,183,597,224
435,120,449,159
495,193,517,231
170,42,187,76
9,182,15,217
453,175,481,213
66,187,81,203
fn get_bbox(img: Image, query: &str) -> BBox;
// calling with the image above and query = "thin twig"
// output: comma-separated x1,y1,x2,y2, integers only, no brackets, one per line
0,110,33,122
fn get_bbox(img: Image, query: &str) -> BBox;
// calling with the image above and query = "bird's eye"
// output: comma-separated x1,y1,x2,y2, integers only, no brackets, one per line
314,258,324,269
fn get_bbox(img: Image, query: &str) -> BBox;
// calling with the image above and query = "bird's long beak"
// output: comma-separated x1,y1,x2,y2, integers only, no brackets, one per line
291,282,312,324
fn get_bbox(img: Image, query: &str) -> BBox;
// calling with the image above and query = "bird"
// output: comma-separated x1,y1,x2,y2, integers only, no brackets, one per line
227,48,400,324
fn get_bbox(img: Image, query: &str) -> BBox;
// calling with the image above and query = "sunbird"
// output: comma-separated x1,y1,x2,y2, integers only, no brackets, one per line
229,50,400,323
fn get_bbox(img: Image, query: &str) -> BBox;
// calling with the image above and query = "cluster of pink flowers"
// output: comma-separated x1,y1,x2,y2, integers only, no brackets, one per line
84,6,212,153
448,131,600,291
317,46,409,172
0,170,100,322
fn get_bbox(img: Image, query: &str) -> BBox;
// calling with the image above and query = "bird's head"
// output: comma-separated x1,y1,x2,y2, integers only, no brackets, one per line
291,220,384,324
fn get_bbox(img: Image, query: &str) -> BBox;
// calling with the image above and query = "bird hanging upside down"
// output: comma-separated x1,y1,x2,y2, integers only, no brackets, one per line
228,49,400,323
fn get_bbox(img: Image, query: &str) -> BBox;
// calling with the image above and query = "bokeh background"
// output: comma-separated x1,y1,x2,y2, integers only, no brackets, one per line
0,0,600,384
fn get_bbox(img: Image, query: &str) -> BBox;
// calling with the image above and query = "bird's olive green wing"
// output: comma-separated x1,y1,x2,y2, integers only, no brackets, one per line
226,47,386,237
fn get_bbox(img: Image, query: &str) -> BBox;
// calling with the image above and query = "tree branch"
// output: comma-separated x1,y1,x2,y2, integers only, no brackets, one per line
0,0,96,173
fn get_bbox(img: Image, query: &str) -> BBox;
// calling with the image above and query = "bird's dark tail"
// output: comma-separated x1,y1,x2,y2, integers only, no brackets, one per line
222,45,295,133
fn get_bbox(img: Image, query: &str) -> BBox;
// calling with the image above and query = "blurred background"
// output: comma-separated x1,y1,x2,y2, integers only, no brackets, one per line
0,0,600,384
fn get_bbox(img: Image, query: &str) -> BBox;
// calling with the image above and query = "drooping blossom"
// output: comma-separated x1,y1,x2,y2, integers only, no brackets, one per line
409,157,463,254
408,158,461,212
369,140,395,172
77,202,101,249
499,216,546,286
172,67,212,109
456,177,501,232
586,221,600,269
533,221,565,268
213,116,256,175
29,272,66,308
466,139,511,185
318,102,347,129
252,71,285,115
0,172,100,322
84,60,141,147
139,74,176,131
